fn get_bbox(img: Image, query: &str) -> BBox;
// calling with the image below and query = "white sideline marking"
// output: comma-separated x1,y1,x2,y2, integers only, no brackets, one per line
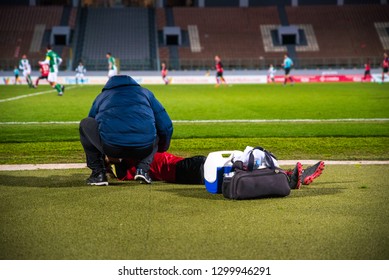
0,86,75,103
173,118,389,123
278,160,389,165
0,89,55,103
0,118,388,125
0,121,80,125
0,163,86,171
1,160,388,171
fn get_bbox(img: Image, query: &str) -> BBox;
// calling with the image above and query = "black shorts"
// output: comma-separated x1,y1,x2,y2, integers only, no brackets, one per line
102,142,153,160
216,71,223,78
364,70,370,75
284,68,291,75
176,156,206,184
383,67,388,73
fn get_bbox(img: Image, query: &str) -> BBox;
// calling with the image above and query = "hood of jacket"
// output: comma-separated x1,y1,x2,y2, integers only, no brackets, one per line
103,75,139,90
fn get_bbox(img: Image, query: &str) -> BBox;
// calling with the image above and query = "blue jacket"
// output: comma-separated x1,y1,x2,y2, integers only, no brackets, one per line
88,75,173,152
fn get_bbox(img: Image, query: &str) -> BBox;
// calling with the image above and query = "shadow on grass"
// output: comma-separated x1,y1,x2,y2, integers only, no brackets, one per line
156,183,345,200
0,174,89,188
0,173,346,200
156,187,225,200
0,174,195,189
290,186,345,198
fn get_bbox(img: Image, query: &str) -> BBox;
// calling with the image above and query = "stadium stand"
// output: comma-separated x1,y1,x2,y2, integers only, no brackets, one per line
171,7,281,69
156,8,170,64
286,4,389,68
0,5,75,70
77,7,157,70
0,2,388,71
0,6,62,55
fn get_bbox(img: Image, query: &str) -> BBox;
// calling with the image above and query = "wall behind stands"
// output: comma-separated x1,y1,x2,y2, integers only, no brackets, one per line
196,0,385,7
0,0,386,7
249,0,289,6
0,0,29,4
204,0,239,6
298,0,336,5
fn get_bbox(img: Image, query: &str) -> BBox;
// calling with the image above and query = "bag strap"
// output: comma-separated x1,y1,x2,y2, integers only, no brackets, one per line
231,160,244,171
247,146,277,171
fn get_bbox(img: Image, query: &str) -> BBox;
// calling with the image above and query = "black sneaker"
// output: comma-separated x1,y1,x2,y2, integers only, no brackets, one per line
87,171,108,186
288,162,303,189
302,161,325,185
134,168,152,184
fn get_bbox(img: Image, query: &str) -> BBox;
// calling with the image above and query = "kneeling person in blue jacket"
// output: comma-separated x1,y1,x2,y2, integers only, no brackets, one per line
79,75,173,186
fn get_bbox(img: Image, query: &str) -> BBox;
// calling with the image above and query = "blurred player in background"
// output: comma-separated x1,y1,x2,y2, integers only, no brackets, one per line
382,52,389,83
268,64,276,83
214,55,226,87
161,62,171,85
75,61,87,84
35,61,49,87
19,54,35,88
39,45,65,96
13,66,22,85
362,59,371,82
106,52,117,78
282,54,295,86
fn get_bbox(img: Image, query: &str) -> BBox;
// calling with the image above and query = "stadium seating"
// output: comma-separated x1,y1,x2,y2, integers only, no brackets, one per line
156,8,169,64
286,5,389,68
0,4,388,71
79,7,154,70
0,5,75,70
0,6,62,57
171,7,281,69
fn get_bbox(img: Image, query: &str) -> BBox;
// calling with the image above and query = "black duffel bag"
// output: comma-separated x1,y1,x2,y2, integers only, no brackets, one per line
222,147,290,200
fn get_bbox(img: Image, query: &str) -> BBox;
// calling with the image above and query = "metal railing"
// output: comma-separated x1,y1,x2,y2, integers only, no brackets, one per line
0,56,382,72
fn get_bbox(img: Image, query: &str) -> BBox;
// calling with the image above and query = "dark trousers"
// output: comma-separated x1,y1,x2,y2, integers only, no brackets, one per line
79,117,158,174
176,156,206,184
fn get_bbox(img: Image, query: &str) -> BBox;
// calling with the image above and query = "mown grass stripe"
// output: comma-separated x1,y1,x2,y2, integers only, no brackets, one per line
0,118,388,125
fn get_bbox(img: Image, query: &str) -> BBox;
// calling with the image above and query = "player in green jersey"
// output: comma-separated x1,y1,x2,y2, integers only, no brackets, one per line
19,54,35,88
39,45,65,96
106,52,117,78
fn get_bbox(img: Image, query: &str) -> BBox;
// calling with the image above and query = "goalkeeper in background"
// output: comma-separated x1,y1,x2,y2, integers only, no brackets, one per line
39,45,65,96
75,61,86,84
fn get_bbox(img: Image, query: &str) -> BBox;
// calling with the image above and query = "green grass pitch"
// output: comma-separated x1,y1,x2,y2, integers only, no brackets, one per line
0,83,388,260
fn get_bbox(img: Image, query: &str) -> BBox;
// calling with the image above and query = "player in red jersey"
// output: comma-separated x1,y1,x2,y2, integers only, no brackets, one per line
106,152,206,184
381,52,389,83
106,152,325,189
161,62,171,85
35,62,50,87
214,55,226,87
362,59,371,82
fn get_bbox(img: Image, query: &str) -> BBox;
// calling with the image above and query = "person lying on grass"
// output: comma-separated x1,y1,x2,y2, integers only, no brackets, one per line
105,151,325,189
